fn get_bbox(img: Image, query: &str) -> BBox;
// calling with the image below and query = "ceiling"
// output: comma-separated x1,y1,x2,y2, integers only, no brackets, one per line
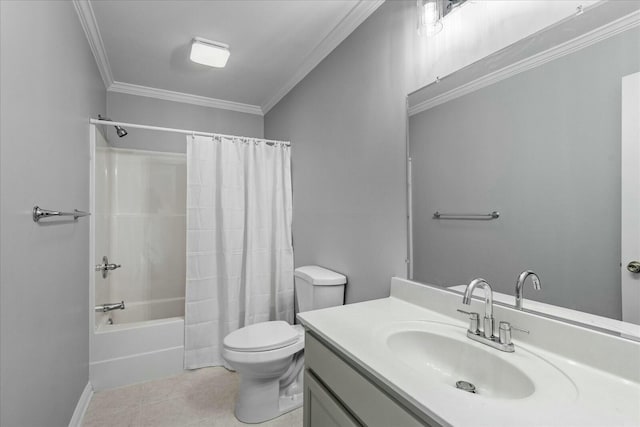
79,0,383,115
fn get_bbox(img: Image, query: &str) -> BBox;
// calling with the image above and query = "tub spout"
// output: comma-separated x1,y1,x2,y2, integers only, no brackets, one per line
95,301,125,312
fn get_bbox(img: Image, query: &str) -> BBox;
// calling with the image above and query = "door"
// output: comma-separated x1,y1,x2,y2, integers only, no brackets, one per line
621,71,640,325
304,370,361,427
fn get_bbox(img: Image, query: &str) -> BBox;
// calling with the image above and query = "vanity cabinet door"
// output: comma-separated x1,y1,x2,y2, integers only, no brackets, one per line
305,332,431,427
304,370,361,427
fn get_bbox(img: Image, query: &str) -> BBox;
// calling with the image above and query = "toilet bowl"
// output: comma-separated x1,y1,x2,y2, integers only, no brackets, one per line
222,265,346,423
223,321,305,423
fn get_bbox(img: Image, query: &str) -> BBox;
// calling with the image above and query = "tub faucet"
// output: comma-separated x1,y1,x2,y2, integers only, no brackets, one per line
462,278,494,338
95,301,125,312
515,270,541,310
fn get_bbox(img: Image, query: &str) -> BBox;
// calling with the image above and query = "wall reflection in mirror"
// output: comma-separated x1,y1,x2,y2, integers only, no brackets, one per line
408,4,640,331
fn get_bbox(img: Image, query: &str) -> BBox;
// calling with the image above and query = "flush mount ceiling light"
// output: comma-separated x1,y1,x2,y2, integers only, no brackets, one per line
190,37,230,68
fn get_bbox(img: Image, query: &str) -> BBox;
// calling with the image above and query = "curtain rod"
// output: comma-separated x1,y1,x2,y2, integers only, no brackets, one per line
89,118,291,146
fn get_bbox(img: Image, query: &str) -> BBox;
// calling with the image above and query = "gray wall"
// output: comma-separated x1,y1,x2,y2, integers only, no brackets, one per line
409,28,640,319
0,2,106,426
105,92,264,153
264,1,415,303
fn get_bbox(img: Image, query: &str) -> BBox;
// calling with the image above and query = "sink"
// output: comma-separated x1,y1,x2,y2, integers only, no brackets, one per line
387,328,534,399
379,321,577,402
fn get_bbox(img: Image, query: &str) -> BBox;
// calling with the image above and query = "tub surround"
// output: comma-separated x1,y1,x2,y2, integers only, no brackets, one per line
298,278,640,426
94,146,186,327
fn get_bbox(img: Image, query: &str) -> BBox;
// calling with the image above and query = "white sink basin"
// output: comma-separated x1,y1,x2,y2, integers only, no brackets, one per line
379,321,577,402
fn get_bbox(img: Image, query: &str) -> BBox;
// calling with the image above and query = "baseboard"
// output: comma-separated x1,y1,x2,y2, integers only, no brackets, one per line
68,382,93,427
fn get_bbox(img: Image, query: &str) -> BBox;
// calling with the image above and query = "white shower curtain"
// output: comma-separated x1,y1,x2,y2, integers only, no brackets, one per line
184,135,294,369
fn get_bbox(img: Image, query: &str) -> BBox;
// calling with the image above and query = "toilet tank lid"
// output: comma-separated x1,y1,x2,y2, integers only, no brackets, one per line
294,265,346,286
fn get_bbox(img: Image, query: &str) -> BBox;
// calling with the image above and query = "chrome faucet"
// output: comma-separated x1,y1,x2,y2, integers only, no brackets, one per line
459,278,527,352
95,301,125,312
462,278,494,338
515,270,541,310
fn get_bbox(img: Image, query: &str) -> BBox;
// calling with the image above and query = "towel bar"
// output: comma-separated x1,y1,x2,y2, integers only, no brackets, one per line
433,211,500,220
32,206,91,223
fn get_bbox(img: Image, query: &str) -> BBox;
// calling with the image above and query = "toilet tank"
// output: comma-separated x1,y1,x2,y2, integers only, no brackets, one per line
294,266,347,313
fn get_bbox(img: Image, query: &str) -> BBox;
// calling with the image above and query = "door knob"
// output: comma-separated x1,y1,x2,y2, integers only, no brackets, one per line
627,261,640,273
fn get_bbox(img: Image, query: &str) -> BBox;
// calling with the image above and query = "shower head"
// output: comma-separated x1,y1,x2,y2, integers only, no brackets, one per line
98,114,128,138
115,126,128,138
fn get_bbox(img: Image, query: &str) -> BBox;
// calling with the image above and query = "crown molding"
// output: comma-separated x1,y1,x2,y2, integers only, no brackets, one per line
75,0,383,116
409,9,640,117
74,0,261,115
261,0,385,114
72,0,113,88
108,81,264,116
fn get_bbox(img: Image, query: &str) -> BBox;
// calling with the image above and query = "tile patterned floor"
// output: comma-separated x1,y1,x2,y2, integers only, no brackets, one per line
82,368,302,427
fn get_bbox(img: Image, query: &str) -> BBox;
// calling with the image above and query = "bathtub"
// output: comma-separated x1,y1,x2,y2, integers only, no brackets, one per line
90,298,185,391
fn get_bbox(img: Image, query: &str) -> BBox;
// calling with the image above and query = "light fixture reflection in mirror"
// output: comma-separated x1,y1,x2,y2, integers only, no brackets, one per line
417,0,468,37
417,0,443,37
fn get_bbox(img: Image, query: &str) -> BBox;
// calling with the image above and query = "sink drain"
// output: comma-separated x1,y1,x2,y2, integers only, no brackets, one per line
455,380,477,394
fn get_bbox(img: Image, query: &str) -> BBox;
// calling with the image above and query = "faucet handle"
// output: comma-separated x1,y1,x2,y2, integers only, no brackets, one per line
457,309,480,334
498,321,512,344
498,321,530,345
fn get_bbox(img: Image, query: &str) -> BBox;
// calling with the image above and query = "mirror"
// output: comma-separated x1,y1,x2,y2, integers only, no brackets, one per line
408,3,640,335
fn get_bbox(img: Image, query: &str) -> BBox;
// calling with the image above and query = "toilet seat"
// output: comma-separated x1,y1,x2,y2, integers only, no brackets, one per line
224,321,300,352
222,321,304,365
223,334,304,365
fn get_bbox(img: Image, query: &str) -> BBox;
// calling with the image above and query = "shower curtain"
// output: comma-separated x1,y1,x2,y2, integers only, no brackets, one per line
184,135,294,369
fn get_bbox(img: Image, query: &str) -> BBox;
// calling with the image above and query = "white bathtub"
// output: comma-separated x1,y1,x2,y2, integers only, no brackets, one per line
90,298,185,391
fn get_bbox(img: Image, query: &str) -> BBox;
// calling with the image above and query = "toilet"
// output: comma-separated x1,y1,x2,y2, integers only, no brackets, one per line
222,265,347,424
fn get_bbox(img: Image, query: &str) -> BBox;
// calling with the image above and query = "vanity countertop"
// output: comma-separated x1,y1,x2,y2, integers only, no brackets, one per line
297,278,640,427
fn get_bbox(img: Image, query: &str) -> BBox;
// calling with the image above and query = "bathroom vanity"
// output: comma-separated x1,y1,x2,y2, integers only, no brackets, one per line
298,278,640,427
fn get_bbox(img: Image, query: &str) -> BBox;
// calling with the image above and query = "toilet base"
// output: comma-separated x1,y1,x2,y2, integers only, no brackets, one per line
277,391,304,417
234,376,303,424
